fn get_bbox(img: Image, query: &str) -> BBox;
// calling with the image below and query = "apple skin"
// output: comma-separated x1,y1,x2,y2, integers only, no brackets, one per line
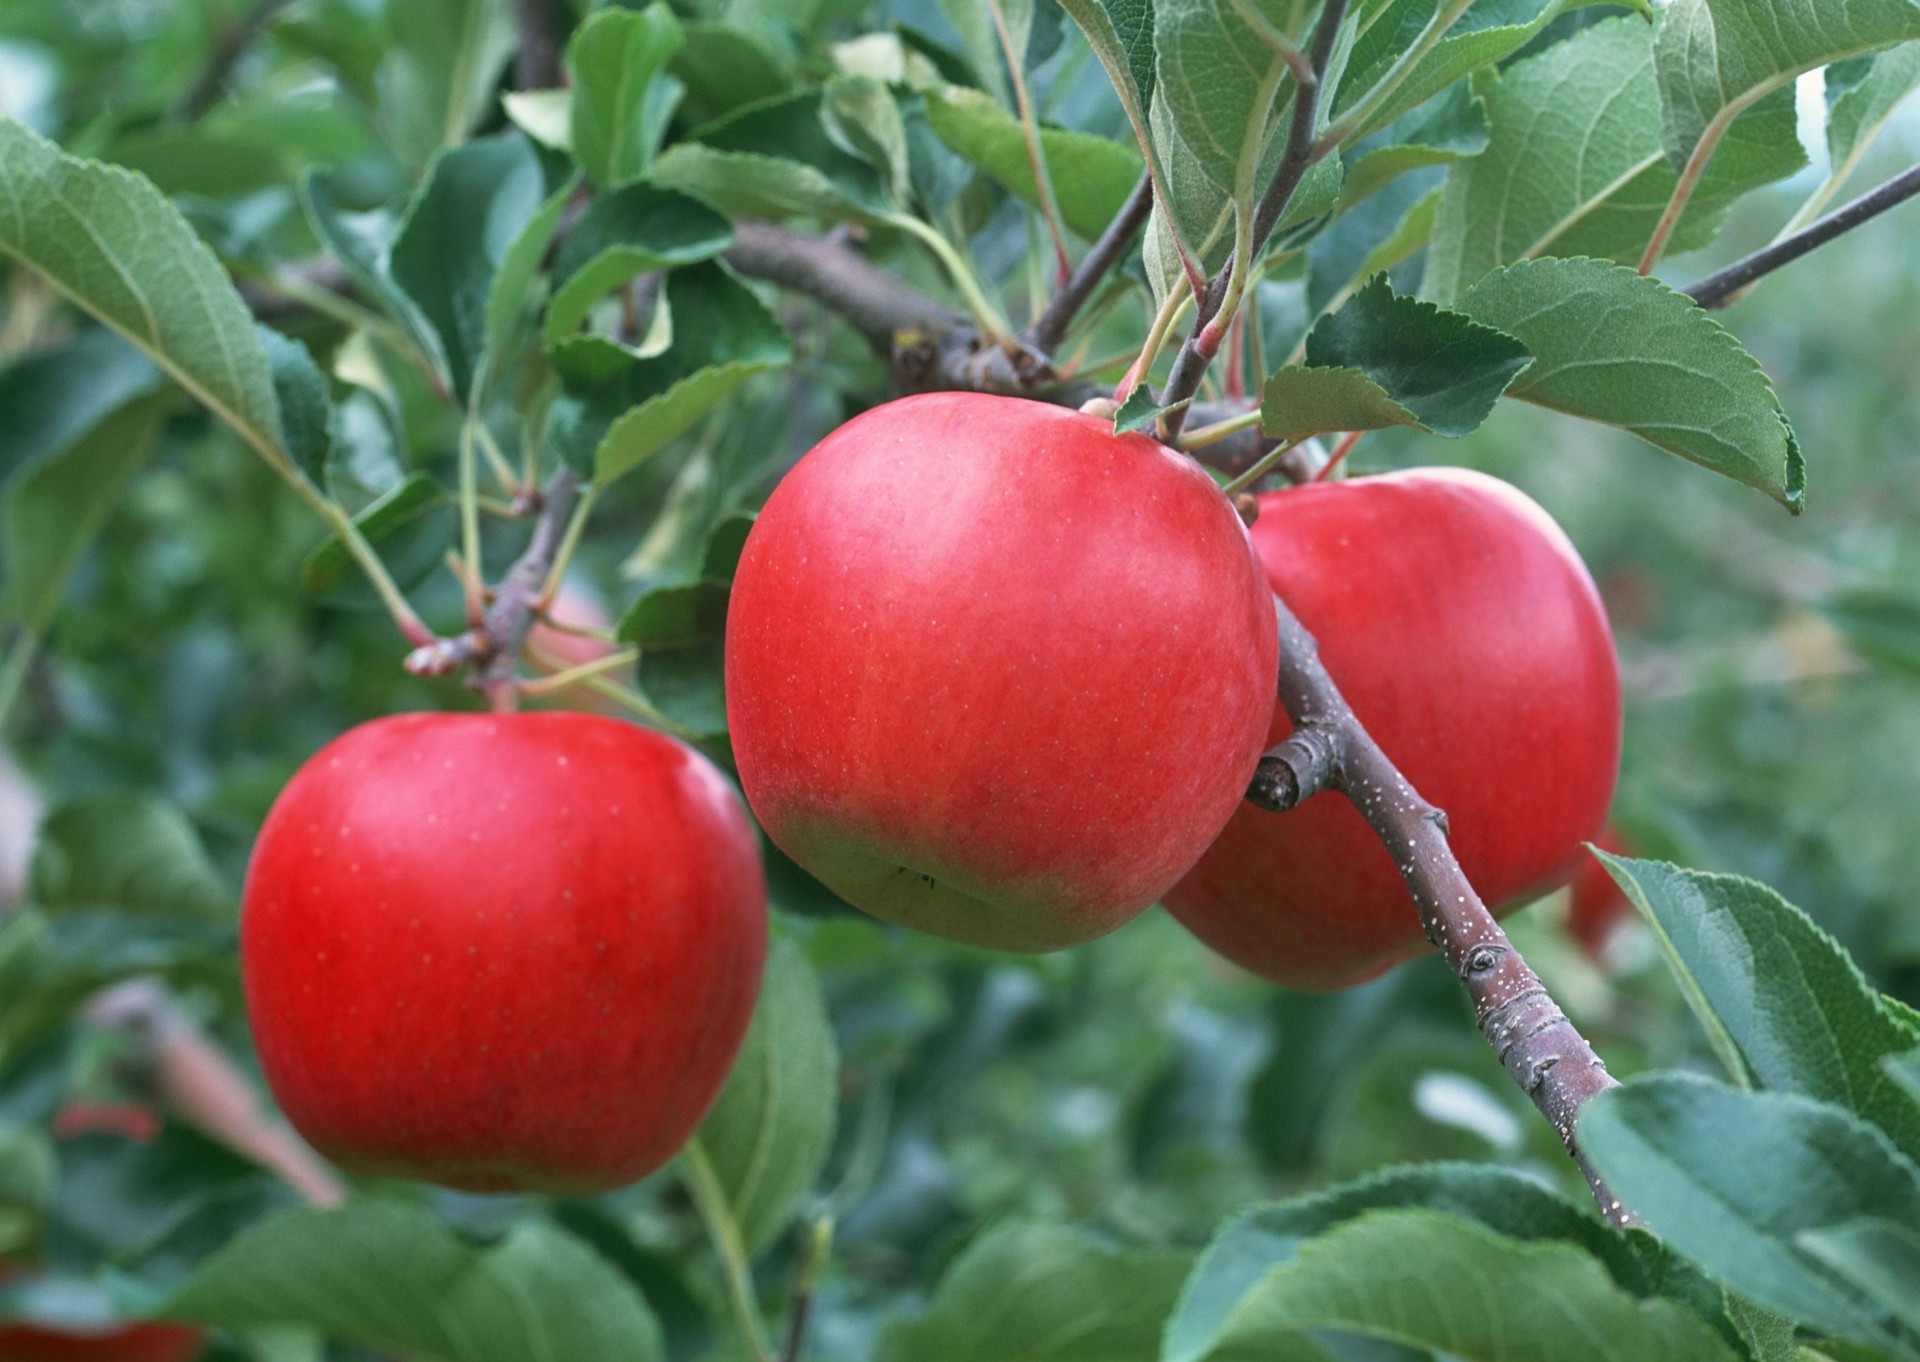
241,712,767,1194
725,392,1279,952
0,1320,203,1362
1164,468,1621,990
1568,828,1634,959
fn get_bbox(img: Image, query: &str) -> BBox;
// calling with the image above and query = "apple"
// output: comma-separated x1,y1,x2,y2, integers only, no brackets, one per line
241,712,767,1193
1568,828,1635,959
1165,468,1621,990
0,1318,203,1362
725,392,1279,952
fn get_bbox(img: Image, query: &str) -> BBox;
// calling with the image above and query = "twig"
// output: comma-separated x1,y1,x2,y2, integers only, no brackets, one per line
477,466,582,711
1158,0,1348,440
87,981,345,1207
174,0,293,121
514,0,561,91
1686,161,1920,309
1025,175,1154,355
1249,596,1630,1224
779,1217,833,1362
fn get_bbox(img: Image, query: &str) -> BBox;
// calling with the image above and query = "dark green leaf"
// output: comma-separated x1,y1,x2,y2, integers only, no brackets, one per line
28,794,229,920
1595,854,1920,1162
165,1200,666,1362
300,172,449,381
684,938,838,1256
1580,1075,1920,1358
300,473,453,601
1459,256,1805,511
545,184,735,345
1261,276,1531,442
1113,383,1174,434
651,89,892,222
616,581,731,651
376,0,516,171
258,328,333,487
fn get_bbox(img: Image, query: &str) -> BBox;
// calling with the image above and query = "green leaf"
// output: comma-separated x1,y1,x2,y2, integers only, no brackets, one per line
1826,44,1920,174
299,172,450,381
0,405,161,636
1060,0,1155,114
1339,82,1489,209
616,581,732,651
1166,1162,1739,1362
0,118,288,470
0,1123,54,1255
1580,1075,1920,1359
568,3,686,190
549,263,792,487
1333,0,1597,140
825,75,913,208
1113,382,1175,434
873,1222,1191,1362
669,21,792,122
544,184,735,346
1655,0,1920,174
1800,1218,1920,1335
0,330,160,485
259,328,334,488
1594,854,1920,1162
376,0,515,171
481,173,578,370
1151,0,1304,196
300,472,454,602
1458,256,1805,511
390,133,549,402
1424,18,1804,304
1171,1207,1739,1362
27,794,230,920
1261,275,1530,443
923,84,1144,240
501,88,573,151
165,1200,666,1362
650,89,892,222
684,938,838,1256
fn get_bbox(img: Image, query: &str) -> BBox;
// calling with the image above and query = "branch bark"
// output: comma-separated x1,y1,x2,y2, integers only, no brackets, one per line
1251,596,1630,1224
1686,161,1920,309
1024,174,1154,355
514,0,562,91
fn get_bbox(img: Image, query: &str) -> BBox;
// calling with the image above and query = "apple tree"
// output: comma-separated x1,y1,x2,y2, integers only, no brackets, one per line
2,0,1919,1358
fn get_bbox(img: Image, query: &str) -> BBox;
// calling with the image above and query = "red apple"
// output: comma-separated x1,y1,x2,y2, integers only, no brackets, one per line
1165,468,1621,990
241,712,767,1193
0,1319,203,1362
725,392,1279,952
1568,828,1635,959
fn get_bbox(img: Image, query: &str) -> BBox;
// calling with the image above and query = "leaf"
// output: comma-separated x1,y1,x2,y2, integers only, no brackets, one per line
544,184,734,345
1173,1208,1739,1362
549,263,792,487
1826,43,1920,175
1061,0,1156,114
1333,0,1596,140
1113,382,1176,434
258,328,334,487
872,1222,1191,1362
2,390,167,634
1151,0,1305,196
650,89,892,222
1800,1218,1920,1335
825,75,913,208
501,88,573,150
376,0,515,171
299,172,450,381
568,3,686,190
1594,854,1920,1162
617,581,732,651
1261,275,1530,443
922,85,1144,240
683,938,837,1257
165,1200,666,1362
1424,18,1805,304
1580,1075,1920,1359
1339,81,1490,209
0,118,286,469
1458,257,1805,511
481,173,578,369
300,473,454,602
28,793,230,919
1166,1162,1740,1362
1654,0,1920,174
1308,169,1443,312
389,133,550,402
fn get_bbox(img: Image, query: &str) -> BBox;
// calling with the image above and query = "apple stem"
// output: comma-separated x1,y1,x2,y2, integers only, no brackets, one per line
1251,594,1636,1227
778,1215,834,1362
86,980,346,1208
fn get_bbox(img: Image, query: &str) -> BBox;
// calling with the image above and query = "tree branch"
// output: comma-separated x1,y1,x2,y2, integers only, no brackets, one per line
1686,161,1920,309
514,0,562,91
1025,174,1154,355
1158,0,1348,440
1250,594,1631,1224
174,0,293,121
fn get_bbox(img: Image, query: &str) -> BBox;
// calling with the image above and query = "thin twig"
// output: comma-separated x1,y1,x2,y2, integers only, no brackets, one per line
1025,175,1154,354
174,0,293,121
1251,595,1631,1225
514,0,561,90
1686,161,1920,308
477,466,583,711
